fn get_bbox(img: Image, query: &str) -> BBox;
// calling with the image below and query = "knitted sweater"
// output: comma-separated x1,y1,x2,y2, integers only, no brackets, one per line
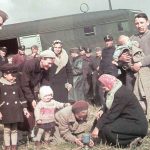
34,99,65,124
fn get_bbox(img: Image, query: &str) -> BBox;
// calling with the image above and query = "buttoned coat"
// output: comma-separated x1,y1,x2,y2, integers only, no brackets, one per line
0,77,27,124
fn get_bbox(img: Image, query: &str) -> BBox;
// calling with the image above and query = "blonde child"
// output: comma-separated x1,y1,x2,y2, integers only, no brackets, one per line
34,86,70,146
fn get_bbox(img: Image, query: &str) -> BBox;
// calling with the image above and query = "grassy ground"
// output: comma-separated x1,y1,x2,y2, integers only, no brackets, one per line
0,105,150,150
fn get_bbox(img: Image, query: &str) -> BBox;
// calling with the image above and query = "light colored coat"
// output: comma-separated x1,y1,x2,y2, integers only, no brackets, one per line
55,106,91,143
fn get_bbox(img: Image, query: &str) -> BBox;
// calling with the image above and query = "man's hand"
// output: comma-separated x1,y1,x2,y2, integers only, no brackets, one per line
0,112,2,120
32,100,37,108
74,138,84,147
65,83,72,91
23,108,30,118
119,52,131,62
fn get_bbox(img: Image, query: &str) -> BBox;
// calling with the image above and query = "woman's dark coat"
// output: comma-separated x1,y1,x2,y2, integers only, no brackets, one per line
95,85,148,146
43,61,73,103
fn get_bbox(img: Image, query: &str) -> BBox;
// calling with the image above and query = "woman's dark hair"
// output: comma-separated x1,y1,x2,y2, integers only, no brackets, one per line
135,13,148,21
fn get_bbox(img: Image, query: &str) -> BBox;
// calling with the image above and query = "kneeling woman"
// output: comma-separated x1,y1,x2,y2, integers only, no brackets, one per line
91,74,148,147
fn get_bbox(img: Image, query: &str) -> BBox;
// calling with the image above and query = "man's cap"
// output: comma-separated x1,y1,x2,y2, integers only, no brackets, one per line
40,50,56,58
72,100,89,114
95,47,102,52
0,10,8,23
85,48,92,53
79,46,86,52
69,47,80,54
18,45,25,51
104,35,113,42
0,64,18,74
0,46,7,52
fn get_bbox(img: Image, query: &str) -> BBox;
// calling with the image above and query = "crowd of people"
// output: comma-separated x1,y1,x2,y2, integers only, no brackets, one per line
0,9,150,150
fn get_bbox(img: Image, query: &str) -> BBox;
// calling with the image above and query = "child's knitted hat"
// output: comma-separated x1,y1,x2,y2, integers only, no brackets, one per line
39,86,53,99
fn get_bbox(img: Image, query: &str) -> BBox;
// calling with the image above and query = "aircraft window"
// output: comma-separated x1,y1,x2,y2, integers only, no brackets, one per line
118,21,129,31
84,25,96,36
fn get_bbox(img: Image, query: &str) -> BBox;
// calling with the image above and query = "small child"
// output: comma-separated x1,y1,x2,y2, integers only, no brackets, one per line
0,64,30,150
34,86,70,146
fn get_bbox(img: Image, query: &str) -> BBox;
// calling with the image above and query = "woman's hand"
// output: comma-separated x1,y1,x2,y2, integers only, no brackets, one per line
88,139,94,147
96,110,103,120
91,127,99,139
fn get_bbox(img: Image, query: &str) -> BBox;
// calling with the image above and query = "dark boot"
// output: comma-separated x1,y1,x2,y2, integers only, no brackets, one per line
4,146,11,150
11,145,17,150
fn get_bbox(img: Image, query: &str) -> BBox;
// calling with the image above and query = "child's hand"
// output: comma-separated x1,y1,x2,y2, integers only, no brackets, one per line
112,60,118,66
32,100,37,108
64,103,71,107
37,120,42,124
0,112,2,120
23,108,30,118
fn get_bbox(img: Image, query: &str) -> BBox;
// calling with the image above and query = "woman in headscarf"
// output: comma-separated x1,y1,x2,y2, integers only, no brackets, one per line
91,74,148,148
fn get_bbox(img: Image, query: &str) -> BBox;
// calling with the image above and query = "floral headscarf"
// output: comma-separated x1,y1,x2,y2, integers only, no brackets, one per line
98,74,122,109
98,74,117,90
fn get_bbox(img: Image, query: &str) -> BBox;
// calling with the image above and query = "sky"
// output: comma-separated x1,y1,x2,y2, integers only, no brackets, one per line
0,0,150,25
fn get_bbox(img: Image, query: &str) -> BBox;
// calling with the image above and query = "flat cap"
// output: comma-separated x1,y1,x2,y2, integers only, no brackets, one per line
0,10,8,23
40,50,56,58
0,46,7,52
18,45,25,51
69,47,80,54
104,35,113,42
85,48,92,53
0,64,18,74
72,100,89,114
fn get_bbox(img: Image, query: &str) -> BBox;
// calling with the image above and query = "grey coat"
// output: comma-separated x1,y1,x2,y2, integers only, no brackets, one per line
69,56,85,101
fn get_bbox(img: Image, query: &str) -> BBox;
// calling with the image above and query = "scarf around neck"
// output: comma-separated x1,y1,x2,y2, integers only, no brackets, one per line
105,80,122,109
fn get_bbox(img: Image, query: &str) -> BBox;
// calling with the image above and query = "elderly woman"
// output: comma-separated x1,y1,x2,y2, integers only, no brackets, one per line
91,74,148,147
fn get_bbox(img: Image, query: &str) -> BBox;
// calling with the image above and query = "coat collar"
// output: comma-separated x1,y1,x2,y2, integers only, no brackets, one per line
54,49,69,74
0,77,16,85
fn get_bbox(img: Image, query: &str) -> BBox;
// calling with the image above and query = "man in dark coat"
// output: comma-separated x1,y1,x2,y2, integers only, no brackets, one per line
99,35,118,77
19,50,56,133
0,47,8,66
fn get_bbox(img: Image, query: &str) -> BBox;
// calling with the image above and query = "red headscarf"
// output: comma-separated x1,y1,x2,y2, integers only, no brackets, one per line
98,74,117,90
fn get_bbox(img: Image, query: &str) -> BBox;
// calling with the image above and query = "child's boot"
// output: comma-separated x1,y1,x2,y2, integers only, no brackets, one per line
11,145,17,150
4,146,11,150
